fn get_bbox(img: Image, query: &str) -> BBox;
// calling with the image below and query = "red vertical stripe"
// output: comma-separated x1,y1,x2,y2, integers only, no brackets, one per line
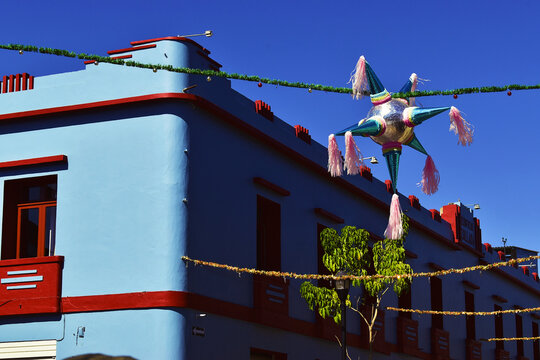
29,76,34,90
22,73,28,90
15,74,21,91
2,76,7,93
8,75,14,92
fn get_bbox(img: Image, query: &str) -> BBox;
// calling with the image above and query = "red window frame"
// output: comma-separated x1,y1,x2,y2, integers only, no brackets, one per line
256,195,281,271
16,200,56,258
430,277,443,329
2,175,57,260
494,304,504,350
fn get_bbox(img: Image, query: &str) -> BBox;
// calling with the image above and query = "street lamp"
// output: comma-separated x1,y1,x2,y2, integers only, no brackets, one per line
361,156,379,164
335,271,351,360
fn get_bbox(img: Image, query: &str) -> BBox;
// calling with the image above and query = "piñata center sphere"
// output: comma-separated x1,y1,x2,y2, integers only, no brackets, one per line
367,99,413,146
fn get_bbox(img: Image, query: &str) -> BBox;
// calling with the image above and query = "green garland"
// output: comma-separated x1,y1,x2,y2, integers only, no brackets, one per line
1,43,539,98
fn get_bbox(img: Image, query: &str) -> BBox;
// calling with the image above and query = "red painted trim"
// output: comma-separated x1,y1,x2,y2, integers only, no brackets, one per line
15,74,21,92
130,37,210,54
0,92,468,253
314,208,344,224
0,155,66,170
462,280,480,290
405,249,418,259
107,44,156,55
111,54,133,60
196,50,222,69
0,255,64,267
83,60,96,65
429,262,445,271
28,76,34,90
60,290,427,358
492,294,508,303
2,76,6,93
0,256,63,316
253,177,290,196
22,73,28,91
9,75,14,93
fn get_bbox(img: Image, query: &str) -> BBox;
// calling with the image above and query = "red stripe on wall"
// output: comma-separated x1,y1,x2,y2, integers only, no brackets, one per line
15,74,21,92
29,76,34,90
0,155,67,170
111,54,133,60
2,76,6,93
60,291,422,358
107,44,156,55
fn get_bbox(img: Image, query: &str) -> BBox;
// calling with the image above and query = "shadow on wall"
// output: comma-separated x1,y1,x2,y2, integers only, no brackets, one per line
64,355,137,360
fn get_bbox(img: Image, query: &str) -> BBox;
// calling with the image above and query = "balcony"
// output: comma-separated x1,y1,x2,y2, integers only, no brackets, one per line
431,327,450,360
253,275,289,325
0,256,63,316
466,339,482,360
495,349,509,360
397,316,419,356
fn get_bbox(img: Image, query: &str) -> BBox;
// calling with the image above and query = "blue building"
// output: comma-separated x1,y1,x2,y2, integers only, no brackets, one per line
0,36,538,360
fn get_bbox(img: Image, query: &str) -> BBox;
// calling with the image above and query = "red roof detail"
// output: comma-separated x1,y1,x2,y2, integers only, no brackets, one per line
107,44,156,55
130,36,210,54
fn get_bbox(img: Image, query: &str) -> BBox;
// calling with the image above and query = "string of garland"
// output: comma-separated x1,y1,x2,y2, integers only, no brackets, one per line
2,43,540,98
182,254,540,281
385,306,540,316
485,336,540,342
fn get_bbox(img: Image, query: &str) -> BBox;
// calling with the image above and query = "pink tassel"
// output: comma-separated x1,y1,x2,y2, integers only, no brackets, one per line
349,56,367,100
344,131,363,175
328,134,343,177
384,194,403,240
409,73,418,106
449,106,473,146
420,155,440,195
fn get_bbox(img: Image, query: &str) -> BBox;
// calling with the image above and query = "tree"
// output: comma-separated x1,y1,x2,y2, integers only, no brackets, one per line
300,216,412,359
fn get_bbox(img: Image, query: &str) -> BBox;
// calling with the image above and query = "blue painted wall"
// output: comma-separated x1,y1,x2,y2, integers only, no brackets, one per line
0,37,538,360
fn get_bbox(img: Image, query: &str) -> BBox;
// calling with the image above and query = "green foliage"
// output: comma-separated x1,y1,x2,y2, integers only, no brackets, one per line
300,216,412,324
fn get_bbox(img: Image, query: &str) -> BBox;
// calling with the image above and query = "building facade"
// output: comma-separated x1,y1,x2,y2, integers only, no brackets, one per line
0,37,538,360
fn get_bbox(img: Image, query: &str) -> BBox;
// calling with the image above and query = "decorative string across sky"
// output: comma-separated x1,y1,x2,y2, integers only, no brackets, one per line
181,254,540,281
385,306,540,316
2,43,540,98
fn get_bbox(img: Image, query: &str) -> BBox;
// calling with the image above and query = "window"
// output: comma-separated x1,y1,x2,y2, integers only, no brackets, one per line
465,291,475,340
0,340,56,359
430,277,443,329
1,175,57,260
398,281,412,319
494,304,504,350
516,314,524,357
256,195,280,271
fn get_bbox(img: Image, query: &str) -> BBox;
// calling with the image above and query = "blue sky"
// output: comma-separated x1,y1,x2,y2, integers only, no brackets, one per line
1,0,539,251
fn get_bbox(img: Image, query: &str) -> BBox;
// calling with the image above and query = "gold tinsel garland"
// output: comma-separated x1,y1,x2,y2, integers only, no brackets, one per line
181,254,540,281
385,306,540,316
485,336,540,342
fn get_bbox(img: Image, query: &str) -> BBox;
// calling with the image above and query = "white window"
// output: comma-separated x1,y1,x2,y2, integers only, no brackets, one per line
0,340,56,359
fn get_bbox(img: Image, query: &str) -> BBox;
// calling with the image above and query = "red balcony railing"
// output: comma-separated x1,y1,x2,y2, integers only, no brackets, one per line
0,256,63,316
466,339,482,360
397,317,419,355
253,275,289,316
431,327,450,360
495,349,510,360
